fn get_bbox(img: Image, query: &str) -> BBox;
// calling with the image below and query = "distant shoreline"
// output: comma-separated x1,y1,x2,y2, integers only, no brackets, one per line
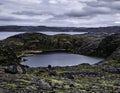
0,26,120,33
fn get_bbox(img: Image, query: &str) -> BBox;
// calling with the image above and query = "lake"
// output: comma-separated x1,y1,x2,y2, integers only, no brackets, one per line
21,52,103,67
0,31,87,40
0,31,102,67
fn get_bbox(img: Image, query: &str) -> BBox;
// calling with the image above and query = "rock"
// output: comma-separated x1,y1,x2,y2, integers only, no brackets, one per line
47,65,57,76
5,65,24,74
51,91,57,93
69,84,75,87
67,74,75,79
49,70,57,76
48,65,52,70
31,79,51,90
16,66,23,74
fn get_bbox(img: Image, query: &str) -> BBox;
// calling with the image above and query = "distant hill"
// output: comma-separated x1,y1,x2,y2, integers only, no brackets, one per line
0,26,120,33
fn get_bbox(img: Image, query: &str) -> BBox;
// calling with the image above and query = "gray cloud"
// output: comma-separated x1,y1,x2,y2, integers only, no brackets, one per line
85,0,120,12
0,3,3,5
12,11,56,17
65,6,111,18
0,17,17,21
13,11,45,16
0,16,28,22
0,0,120,27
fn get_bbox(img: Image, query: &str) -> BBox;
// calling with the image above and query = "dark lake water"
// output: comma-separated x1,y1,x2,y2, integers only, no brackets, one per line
21,52,103,67
0,31,87,40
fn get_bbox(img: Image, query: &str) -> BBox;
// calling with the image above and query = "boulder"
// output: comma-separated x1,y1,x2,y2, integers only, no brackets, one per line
31,79,51,90
5,65,24,74
67,74,75,79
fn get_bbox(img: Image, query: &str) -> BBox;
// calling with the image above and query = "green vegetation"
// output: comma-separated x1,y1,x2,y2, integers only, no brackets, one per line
0,61,120,92
0,32,120,92
0,44,19,66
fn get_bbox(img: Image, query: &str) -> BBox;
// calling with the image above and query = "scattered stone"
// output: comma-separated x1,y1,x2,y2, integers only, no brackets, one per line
31,79,51,90
49,70,57,76
4,65,24,74
67,74,75,79
48,65,52,70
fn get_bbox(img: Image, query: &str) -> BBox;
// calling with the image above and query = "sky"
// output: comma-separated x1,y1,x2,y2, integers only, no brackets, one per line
0,0,120,27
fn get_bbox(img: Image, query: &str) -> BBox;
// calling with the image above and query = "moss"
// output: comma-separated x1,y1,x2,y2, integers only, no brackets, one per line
51,79,63,84
0,33,120,92
106,60,120,65
19,79,30,84
29,85,38,90
0,88,3,93
45,78,63,85
0,45,20,66
7,83,17,88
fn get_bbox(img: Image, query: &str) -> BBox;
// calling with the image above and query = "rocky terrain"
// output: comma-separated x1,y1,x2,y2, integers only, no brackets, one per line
0,61,120,93
0,32,120,93
0,43,20,66
1,33,106,56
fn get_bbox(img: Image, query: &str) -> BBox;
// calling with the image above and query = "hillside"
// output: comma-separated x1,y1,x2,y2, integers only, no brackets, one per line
1,32,120,62
0,32,120,92
0,43,20,66
0,26,120,33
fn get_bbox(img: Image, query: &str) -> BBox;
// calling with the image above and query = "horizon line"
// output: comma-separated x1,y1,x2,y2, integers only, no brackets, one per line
0,25,120,28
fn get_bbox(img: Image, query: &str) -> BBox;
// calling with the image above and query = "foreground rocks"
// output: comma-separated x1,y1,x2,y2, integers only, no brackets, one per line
0,62,120,93
5,65,26,74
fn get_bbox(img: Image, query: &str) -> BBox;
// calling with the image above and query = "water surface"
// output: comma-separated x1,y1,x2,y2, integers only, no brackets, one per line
0,32,24,40
21,52,103,67
0,31,86,40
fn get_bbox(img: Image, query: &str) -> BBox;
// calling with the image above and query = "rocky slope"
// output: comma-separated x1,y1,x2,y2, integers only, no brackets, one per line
96,34,120,65
2,32,120,62
0,43,20,66
0,32,120,92
0,61,120,93
1,32,106,56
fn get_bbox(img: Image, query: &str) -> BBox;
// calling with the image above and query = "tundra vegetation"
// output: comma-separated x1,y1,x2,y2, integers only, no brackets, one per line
0,32,120,93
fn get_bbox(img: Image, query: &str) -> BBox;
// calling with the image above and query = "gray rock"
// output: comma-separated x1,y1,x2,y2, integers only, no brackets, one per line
31,79,51,90
5,65,23,74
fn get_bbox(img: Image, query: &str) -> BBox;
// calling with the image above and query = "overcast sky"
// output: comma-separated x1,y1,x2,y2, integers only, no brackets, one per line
0,0,120,27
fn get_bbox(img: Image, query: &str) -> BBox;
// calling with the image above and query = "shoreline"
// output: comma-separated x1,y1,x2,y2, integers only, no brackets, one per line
19,49,104,68
0,32,120,92
19,49,67,57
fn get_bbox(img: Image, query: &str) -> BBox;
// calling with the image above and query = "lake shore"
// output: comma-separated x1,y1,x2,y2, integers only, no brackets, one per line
0,32,120,92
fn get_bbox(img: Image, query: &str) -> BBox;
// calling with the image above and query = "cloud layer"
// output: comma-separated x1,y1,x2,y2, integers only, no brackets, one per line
0,0,120,27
